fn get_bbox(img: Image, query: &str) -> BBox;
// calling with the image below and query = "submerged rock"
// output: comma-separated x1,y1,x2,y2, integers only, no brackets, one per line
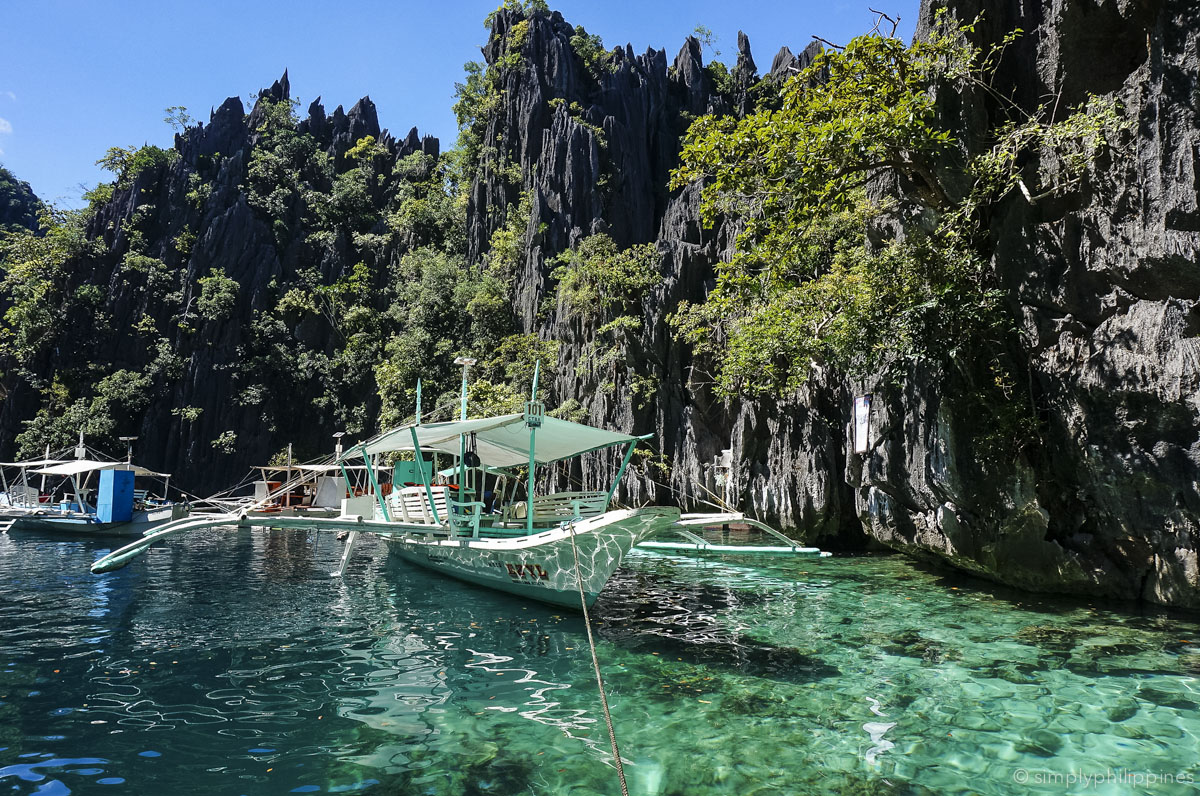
1016,728,1064,757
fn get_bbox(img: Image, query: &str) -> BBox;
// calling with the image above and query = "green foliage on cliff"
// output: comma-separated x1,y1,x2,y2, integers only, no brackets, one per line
671,14,1125,396
0,208,98,372
97,144,176,190
552,233,659,388
196,267,240,321
553,233,659,323
0,166,43,234
570,26,616,78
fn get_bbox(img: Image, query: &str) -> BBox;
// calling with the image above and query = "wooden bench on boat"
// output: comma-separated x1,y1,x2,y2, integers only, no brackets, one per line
388,486,485,538
386,487,609,539
389,485,450,525
484,491,609,537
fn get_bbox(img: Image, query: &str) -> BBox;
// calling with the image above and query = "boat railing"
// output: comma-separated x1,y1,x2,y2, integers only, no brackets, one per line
389,486,450,525
448,497,485,538
504,490,609,524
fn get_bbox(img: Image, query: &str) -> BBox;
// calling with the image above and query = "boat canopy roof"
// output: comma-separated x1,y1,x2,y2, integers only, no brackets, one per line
253,463,368,473
0,459,68,468
31,460,169,478
346,414,642,468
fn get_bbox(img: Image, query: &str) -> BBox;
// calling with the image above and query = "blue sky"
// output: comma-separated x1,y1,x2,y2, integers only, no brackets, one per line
0,1,919,208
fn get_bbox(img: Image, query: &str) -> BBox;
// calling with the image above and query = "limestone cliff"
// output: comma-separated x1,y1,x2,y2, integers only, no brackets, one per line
462,2,1200,607
850,0,1200,608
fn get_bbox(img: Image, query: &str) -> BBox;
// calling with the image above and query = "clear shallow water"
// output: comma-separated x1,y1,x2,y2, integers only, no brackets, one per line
0,529,1197,795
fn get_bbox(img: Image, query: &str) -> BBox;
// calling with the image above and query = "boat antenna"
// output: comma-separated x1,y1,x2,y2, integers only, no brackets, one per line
415,378,422,426
453,357,477,495
524,360,544,536
75,430,86,460
118,436,137,465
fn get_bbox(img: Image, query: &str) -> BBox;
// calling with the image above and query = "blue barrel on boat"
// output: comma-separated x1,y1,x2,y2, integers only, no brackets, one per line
97,469,134,523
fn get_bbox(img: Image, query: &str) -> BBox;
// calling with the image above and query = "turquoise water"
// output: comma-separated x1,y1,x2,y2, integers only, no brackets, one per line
0,529,1197,795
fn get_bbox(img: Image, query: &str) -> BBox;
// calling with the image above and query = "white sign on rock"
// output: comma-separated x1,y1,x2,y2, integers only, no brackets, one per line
853,395,871,454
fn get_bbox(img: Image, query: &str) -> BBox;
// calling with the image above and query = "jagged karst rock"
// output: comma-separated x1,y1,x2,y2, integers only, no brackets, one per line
847,0,1200,608
0,72,437,493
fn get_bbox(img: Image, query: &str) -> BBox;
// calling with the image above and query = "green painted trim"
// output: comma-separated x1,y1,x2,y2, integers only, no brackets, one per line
409,426,442,524
526,359,541,536
338,463,354,501
360,444,391,523
605,439,638,508
527,425,536,536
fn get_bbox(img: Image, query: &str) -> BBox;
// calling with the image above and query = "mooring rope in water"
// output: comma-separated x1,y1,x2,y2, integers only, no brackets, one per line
566,519,630,796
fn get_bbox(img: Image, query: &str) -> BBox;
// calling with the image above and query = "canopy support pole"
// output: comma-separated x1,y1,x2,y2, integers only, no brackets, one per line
360,444,391,522
605,439,640,509
410,427,441,525
526,360,541,536
527,427,536,536
70,475,86,514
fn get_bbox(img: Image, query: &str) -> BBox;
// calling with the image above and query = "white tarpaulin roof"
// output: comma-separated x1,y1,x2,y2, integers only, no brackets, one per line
32,460,169,478
254,464,367,472
0,459,68,468
346,414,640,469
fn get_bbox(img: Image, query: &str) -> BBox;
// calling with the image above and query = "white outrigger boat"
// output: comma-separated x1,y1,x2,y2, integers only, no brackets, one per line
1,458,63,512
91,374,683,608
9,458,188,537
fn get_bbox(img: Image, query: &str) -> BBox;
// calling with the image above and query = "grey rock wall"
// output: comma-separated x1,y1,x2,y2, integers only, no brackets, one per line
850,0,1200,607
469,2,1200,606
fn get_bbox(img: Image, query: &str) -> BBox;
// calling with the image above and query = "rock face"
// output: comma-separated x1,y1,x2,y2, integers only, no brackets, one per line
461,3,1200,606
851,0,1200,608
459,10,858,542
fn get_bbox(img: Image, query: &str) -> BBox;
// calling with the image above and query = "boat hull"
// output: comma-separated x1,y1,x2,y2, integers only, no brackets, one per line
383,507,681,608
11,505,189,537
89,506,682,607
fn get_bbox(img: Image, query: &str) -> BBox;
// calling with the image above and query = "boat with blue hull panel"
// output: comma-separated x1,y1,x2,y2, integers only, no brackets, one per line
13,459,187,537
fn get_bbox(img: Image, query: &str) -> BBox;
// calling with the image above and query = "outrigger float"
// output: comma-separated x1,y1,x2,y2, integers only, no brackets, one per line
90,369,828,607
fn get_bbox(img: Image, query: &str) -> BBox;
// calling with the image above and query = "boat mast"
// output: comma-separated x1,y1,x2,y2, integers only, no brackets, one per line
359,443,391,522
285,443,293,509
525,361,543,536
453,357,476,497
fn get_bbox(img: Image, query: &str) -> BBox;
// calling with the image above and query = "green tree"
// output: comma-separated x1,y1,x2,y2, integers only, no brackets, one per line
0,207,97,372
96,144,174,189
196,267,240,321
670,14,1124,395
163,105,195,132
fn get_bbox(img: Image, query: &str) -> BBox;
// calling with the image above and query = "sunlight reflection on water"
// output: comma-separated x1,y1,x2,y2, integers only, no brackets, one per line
0,529,1195,794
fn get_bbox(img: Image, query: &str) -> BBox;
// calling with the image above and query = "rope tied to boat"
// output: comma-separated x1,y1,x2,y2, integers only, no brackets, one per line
565,518,630,796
